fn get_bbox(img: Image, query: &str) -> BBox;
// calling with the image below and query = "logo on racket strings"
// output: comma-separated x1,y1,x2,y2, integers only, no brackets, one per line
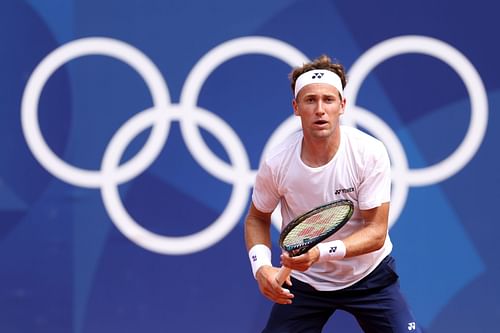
298,226,326,238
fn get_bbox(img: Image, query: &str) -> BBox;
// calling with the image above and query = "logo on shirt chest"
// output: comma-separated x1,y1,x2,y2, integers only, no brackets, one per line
334,187,354,195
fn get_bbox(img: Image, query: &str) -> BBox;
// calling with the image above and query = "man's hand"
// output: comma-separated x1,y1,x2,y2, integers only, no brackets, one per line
280,247,320,272
255,265,294,304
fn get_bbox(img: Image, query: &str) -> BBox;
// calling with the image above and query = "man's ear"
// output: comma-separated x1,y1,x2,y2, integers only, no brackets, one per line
339,97,346,115
292,99,299,116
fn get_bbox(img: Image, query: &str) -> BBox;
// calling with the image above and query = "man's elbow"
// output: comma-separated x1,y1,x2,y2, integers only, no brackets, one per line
373,232,387,251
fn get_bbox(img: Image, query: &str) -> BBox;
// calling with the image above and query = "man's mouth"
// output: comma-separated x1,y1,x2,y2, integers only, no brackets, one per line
314,120,328,125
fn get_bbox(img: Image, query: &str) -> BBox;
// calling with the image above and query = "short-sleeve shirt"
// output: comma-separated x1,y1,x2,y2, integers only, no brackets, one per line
252,126,393,291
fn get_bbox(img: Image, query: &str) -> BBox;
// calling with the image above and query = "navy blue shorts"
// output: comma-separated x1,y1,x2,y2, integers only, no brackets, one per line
262,256,421,333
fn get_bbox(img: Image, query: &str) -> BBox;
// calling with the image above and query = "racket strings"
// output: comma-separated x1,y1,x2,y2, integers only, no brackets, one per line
282,205,351,249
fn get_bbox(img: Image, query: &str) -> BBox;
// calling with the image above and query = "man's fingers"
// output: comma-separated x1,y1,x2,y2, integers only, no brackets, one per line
275,288,294,304
281,251,318,272
269,282,294,304
256,265,295,304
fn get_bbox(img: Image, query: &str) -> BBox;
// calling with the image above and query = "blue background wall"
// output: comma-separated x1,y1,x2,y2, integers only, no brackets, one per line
1,1,497,332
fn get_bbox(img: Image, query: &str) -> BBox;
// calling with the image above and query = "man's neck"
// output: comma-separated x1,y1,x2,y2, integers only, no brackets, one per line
300,131,341,168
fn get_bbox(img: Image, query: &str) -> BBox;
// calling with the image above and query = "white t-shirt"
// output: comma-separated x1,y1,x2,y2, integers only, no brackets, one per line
252,126,393,291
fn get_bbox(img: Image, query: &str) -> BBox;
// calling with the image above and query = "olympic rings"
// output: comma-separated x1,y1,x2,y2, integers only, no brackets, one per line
21,35,488,254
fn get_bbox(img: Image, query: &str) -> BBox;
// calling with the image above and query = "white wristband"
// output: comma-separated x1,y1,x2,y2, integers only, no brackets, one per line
317,240,346,262
248,244,272,279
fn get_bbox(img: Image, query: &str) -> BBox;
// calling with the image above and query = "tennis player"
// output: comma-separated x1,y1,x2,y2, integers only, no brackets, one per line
244,55,421,332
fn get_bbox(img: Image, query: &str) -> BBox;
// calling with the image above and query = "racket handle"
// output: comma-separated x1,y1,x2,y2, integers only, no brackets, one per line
275,266,292,286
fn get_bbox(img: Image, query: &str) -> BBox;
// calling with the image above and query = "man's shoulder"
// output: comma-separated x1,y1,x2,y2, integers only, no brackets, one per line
262,130,302,164
341,125,388,162
341,125,385,148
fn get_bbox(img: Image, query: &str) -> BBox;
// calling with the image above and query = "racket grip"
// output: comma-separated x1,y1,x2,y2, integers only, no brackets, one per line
275,266,292,286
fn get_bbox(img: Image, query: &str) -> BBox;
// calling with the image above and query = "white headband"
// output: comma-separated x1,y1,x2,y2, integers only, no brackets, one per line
294,69,343,99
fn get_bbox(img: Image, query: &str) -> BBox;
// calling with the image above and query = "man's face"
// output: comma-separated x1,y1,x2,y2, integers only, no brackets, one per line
293,83,345,139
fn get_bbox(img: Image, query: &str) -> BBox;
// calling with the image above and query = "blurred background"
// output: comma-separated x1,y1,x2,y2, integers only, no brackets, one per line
1,0,498,332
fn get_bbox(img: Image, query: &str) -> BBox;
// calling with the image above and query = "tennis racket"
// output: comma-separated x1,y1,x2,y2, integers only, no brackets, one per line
275,199,354,286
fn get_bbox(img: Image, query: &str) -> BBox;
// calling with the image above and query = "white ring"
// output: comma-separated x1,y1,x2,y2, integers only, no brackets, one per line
21,37,171,188
100,105,250,254
180,36,309,185
345,35,488,186
349,106,409,227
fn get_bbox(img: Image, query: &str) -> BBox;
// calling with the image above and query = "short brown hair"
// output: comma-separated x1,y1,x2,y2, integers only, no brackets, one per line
289,55,347,97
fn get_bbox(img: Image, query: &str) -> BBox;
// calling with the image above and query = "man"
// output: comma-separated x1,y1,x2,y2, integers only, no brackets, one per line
244,55,420,332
